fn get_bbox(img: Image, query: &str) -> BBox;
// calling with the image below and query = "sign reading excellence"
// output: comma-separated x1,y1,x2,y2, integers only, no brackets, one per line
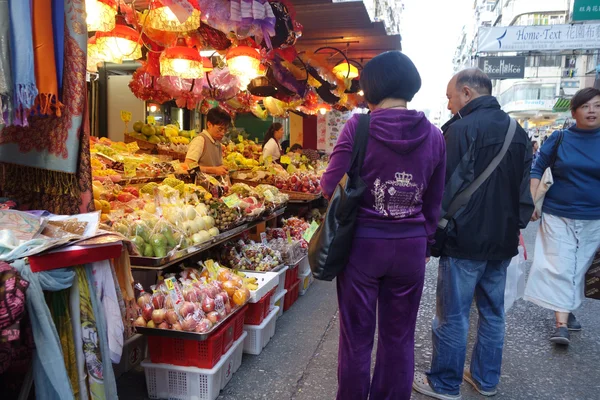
478,23,600,52
478,56,526,79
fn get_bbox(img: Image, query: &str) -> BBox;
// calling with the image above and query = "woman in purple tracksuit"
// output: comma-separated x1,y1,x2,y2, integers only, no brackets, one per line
320,51,446,400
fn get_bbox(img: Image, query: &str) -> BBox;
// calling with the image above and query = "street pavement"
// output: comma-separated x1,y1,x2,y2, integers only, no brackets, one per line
118,222,600,399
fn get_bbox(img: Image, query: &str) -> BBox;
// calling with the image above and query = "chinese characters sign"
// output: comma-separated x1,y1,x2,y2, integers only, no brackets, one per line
478,23,600,52
573,1,600,22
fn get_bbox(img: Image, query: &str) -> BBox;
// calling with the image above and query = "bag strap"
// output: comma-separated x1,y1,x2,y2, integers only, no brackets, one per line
348,114,371,176
549,130,564,169
439,117,517,229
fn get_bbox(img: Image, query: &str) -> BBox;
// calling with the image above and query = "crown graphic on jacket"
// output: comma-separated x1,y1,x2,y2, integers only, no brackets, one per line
395,172,413,186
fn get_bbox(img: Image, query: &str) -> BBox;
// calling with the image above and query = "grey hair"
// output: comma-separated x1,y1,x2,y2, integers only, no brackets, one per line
455,68,492,96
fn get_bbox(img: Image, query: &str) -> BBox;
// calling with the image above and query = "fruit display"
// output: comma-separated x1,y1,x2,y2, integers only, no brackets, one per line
206,198,244,232
223,152,260,171
133,263,250,333
221,239,283,272
223,135,262,161
128,121,196,146
269,173,322,195
267,217,311,250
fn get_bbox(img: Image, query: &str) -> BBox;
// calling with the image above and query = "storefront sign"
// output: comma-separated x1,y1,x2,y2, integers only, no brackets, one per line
478,23,600,52
503,99,556,114
478,57,525,79
573,0,600,21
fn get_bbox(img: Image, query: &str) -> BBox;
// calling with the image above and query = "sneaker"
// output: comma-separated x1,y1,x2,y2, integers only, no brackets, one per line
550,326,570,345
567,313,582,331
463,371,498,397
413,372,462,400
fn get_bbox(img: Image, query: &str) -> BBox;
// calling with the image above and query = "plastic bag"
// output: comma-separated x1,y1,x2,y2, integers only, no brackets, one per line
504,242,526,312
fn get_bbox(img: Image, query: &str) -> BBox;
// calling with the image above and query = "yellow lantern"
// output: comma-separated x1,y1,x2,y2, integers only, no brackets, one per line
160,46,204,79
145,0,201,32
226,46,261,79
333,62,359,80
95,23,143,62
85,0,118,32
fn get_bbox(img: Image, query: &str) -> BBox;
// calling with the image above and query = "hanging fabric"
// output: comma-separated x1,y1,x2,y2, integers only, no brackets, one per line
70,270,90,400
31,0,64,116
7,0,38,126
11,259,75,400
51,0,65,93
0,0,14,126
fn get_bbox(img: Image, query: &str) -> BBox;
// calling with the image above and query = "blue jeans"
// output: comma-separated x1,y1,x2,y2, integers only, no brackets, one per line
427,257,510,395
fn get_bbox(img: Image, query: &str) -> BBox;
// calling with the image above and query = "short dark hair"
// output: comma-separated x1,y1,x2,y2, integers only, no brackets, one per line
455,68,492,96
290,143,303,151
206,107,232,126
359,51,421,105
570,87,600,111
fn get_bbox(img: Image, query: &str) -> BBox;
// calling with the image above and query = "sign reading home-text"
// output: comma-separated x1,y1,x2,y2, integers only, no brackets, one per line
478,24,600,52
478,56,526,79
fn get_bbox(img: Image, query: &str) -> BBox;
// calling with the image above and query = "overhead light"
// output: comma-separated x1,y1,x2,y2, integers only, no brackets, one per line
160,45,204,79
226,46,261,79
95,22,142,62
333,62,359,80
358,90,364,96
145,0,201,32
85,0,118,32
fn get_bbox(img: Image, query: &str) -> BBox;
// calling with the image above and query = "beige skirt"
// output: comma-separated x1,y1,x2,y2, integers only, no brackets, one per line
524,213,600,313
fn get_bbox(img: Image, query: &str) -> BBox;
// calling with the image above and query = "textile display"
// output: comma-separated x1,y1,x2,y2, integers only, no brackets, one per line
11,259,75,400
69,271,90,400
0,0,13,126
0,0,92,216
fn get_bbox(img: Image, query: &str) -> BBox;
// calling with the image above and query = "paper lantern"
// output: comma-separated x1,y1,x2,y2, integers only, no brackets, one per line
226,46,261,79
333,62,359,80
146,0,201,32
160,46,204,79
85,0,118,32
318,104,331,115
96,23,143,62
202,57,214,73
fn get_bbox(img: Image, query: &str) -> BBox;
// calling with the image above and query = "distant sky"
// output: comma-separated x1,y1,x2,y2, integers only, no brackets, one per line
401,0,473,112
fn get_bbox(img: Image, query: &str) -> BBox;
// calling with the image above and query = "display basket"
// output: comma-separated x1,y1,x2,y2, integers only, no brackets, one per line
243,307,279,355
143,332,247,400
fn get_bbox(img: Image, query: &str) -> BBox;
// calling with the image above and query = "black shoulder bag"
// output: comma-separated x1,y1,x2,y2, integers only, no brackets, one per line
308,114,370,281
430,118,517,257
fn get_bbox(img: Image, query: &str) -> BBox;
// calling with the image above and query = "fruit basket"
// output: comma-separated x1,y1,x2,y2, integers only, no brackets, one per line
143,332,247,400
243,306,279,355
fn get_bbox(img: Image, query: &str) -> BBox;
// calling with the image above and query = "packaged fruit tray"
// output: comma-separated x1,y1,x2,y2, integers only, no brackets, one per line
135,301,248,341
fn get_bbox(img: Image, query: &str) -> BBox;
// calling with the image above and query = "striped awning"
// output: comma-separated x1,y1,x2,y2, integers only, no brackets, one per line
553,98,571,113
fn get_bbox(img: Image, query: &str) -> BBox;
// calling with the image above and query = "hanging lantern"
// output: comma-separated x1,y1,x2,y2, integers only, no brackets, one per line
87,37,102,73
160,45,204,79
96,23,143,62
202,57,214,73
145,0,201,32
318,104,332,115
85,0,118,32
226,46,261,79
332,62,359,80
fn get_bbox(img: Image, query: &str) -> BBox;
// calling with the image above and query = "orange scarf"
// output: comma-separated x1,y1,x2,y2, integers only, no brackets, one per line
31,0,63,116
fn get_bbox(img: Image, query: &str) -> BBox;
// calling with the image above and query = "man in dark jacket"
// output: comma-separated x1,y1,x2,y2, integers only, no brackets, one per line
413,69,534,400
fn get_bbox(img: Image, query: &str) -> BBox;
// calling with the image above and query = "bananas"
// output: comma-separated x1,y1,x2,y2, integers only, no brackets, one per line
236,271,259,290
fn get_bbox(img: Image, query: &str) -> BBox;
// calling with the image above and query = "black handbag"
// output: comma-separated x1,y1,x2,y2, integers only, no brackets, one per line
430,118,517,257
308,114,370,281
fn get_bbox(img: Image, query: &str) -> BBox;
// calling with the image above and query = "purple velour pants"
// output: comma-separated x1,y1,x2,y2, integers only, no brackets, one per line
336,236,427,400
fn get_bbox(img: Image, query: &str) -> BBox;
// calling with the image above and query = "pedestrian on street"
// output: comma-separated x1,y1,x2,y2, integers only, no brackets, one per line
320,51,446,400
413,68,534,400
524,87,600,346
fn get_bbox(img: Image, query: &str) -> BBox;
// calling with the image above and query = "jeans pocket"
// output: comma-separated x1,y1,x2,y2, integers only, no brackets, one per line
452,257,483,273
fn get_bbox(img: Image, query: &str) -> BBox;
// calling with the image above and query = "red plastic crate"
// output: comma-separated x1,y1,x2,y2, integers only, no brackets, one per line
284,280,300,312
147,328,224,369
244,289,276,325
285,264,299,289
217,317,235,355
233,305,248,340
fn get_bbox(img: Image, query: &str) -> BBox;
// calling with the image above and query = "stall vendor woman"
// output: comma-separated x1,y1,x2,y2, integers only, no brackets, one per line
185,108,232,176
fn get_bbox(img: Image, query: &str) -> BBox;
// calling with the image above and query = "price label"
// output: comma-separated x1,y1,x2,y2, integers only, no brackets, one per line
238,135,244,143
147,115,156,124
286,164,297,174
299,164,308,171
120,110,132,123
204,260,220,280
222,194,241,208
165,277,175,291
280,155,291,164
302,221,320,242
265,156,273,165
260,232,267,245
126,142,139,153
164,276,184,308
254,137,259,143
124,163,137,177
286,230,292,244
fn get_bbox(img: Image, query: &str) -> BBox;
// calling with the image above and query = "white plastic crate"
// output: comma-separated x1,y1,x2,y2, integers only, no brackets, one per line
243,306,279,355
274,266,288,296
142,332,247,400
271,289,286,319
245,271,279,303
297,256,310,277
298,269,312,296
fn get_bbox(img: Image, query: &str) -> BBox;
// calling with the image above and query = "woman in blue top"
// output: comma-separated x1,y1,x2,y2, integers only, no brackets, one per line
525,88,600,346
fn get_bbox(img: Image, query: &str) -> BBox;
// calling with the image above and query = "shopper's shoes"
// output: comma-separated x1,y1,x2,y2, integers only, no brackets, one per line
463,371,498,397
567,313,582,331
413,372,462,400
550,326,570,345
